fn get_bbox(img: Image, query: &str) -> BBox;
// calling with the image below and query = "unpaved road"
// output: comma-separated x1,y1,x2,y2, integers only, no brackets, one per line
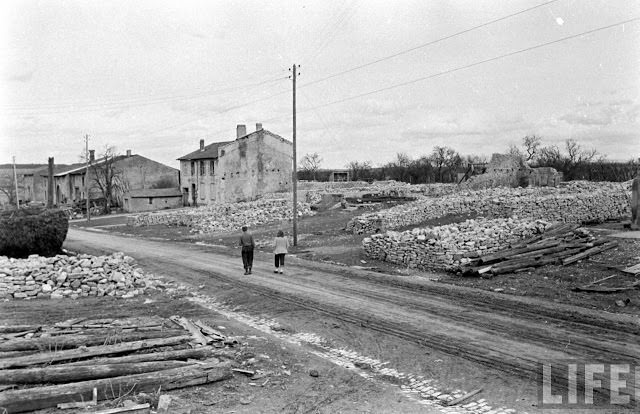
65,228,640,403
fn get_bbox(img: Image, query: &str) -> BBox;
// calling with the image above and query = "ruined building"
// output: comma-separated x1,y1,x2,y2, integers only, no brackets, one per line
178,124,293,205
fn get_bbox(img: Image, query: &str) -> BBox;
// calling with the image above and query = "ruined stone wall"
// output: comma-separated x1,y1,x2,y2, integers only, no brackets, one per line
347,182,630,234
363,218,550,270
0,252,159,300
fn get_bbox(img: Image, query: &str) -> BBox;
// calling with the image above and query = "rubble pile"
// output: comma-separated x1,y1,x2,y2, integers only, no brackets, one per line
347,183,630,234
363,218,551,270
130,199,314,234
0,252,158,300
409,183,459,197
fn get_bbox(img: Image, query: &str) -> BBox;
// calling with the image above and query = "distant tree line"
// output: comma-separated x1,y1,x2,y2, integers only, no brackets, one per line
298,137,639,184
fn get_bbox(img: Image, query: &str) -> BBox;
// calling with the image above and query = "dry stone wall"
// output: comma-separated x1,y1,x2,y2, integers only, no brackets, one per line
129,199,314,234
0,252,160,300
362,218,551,270
347,182,630,234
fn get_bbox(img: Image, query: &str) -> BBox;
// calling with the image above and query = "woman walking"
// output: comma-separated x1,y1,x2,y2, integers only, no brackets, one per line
273,230,289,274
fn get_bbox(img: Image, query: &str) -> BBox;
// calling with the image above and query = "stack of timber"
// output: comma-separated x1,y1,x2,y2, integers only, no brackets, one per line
0,316,235,413
461,223,619,276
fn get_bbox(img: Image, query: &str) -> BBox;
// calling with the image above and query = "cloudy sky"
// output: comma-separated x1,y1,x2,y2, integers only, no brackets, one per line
1,0,638,169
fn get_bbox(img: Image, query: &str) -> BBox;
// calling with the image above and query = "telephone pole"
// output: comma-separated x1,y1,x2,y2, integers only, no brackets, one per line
290,64,299,246
85,134,91,222
12,156,19,208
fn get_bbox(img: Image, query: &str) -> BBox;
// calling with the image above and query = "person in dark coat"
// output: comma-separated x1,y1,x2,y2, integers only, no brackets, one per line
239,226,255,275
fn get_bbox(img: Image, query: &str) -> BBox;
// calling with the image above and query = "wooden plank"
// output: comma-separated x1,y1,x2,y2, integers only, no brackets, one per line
0,363,231,413
446,388,483,406
169,316,209,346
80,403,151,414
0,325,39,334
192,320,226,341
0,335,192,369
562,241,618,266
1,360,194,384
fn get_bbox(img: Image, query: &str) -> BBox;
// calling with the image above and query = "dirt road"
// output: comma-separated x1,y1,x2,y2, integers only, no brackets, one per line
65,228,639,407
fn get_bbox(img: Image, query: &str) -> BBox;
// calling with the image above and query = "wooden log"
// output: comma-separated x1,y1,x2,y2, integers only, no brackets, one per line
0,330,186,352
0,325,39,334
478,240,561,264
61,346,230,366
504,244,586,262
0,362,232,413
562,241,618,266
573,282,640,293
0,360,195,384
0,350,38,359
0,335,192,369
169,316,209,346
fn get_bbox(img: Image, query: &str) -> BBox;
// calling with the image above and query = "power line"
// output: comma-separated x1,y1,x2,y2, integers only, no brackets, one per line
4,76,289,114
299,0,561,89
303,17,640,112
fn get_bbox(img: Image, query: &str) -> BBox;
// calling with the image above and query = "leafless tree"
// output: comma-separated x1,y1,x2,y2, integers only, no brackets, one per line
299,152,323,181
346,160,372,182
0,173,20,206
90,146,128,213
522,135,541,162
430,146,462,182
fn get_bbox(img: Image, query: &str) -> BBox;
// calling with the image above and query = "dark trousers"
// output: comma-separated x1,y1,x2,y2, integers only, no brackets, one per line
242,248,254,269
274,253,285,268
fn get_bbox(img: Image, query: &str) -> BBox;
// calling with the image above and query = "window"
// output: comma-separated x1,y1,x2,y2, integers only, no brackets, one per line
148,197,153,204
209,161,215,176
200,161,205,176
190,162,195,176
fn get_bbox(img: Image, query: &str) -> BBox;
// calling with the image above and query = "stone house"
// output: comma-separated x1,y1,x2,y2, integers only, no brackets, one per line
38,150,179,207
178,124,293,205
122,188,183,212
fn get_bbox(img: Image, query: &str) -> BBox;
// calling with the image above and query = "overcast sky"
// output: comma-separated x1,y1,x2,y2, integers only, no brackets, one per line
1,0,638,169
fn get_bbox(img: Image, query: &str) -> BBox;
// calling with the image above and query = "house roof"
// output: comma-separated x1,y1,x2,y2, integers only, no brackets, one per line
178,128,292,161
127,188,183,198
177,141,233,161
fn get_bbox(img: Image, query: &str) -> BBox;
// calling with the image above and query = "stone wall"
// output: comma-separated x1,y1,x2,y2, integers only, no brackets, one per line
0,252,159,300
129,198,314,234
362,218,551,270
347,182,630,234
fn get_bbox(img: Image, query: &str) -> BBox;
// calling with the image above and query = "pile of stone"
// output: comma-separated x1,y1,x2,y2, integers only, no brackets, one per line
362,217,551,270
409,183,459,197
0,252,158,300
130,199,314,234
347,183,630,234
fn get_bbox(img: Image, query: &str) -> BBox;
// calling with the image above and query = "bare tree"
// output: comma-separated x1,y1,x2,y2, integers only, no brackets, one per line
522,135,541,162
0,173,20,206
299,152,323,181
430,146,461,182
346,160,372,182
90,146,128,213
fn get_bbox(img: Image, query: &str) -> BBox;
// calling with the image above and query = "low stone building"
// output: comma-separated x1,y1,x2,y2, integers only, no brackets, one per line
33,151,179,208
462,153,561,189
122,188,183,212
178,124,293,205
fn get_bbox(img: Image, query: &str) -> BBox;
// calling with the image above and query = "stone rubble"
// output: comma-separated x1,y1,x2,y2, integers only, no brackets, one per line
347,181,630,234
362,217,552,270
0,252,163,300
129,199,315,234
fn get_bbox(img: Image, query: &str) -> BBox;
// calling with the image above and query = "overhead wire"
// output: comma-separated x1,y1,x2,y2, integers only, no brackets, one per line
299,0,561,89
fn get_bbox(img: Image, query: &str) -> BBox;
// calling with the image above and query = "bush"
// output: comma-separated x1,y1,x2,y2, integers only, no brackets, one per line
0,208,69,258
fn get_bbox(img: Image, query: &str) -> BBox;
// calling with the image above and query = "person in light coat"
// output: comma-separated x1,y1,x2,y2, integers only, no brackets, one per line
273,230,289,274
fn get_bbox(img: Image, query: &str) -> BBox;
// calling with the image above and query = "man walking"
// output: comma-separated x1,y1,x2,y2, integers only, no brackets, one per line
239,226,255,275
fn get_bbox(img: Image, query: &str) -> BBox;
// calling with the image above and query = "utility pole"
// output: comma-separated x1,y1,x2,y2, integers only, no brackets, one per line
85,134,91,222
12,156,19,208
290,64,299,246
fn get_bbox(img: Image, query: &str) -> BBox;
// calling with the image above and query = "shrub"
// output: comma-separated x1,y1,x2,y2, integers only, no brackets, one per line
0,208,69,258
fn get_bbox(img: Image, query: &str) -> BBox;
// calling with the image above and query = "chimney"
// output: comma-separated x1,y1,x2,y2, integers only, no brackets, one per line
89,150,95,162
256,123,263,131
126,149,132,157
236,124,247,139
199,139,205,151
